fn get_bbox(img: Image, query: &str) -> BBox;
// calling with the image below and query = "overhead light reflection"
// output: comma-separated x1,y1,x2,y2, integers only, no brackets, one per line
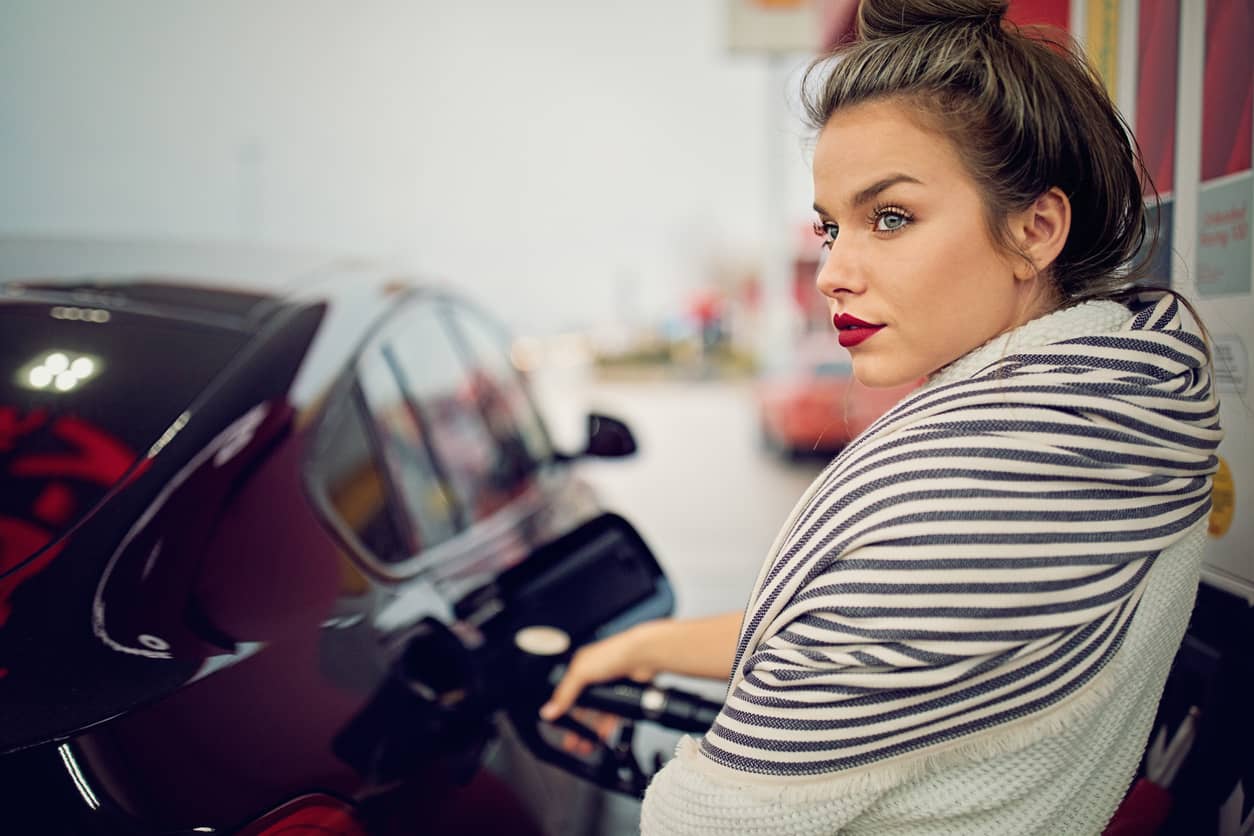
28,366,53,389
51,306,112,323
18,350,101,393
57,744,101,810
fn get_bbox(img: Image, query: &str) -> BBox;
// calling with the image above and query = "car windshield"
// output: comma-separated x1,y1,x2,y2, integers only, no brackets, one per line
1,301,251,452
1,299,252,559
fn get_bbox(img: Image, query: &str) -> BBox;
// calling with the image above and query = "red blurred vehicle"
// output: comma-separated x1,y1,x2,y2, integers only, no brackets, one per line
756,333,918,457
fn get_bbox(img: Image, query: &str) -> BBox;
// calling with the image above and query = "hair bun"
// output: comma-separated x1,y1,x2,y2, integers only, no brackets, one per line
857,0,1010,40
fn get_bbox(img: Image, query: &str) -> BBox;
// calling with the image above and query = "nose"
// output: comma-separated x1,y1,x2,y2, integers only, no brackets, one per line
814,239,865,300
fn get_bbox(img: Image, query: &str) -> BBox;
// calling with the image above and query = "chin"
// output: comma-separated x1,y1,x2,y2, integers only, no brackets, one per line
852,367,913,389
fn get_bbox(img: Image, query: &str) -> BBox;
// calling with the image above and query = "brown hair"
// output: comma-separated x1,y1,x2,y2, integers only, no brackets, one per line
803,0,1158,305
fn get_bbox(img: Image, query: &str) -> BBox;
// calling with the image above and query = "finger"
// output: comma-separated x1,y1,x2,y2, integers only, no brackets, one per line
539,670,584,721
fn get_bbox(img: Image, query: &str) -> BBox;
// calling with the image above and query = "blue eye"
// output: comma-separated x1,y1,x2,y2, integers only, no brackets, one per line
812,220,839,248
873,208,911,233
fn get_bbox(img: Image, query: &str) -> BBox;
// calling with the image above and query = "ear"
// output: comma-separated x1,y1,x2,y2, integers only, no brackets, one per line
1008,187,1071,281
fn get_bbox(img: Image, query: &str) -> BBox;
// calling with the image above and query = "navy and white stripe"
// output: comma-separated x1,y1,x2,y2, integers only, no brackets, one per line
703,295,1222,776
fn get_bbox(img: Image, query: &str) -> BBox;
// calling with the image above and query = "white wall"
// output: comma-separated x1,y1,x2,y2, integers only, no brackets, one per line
0,1,817,334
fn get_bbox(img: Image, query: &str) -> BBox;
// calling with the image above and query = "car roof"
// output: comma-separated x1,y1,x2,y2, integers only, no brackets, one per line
0,236,419,325
0,237,446,410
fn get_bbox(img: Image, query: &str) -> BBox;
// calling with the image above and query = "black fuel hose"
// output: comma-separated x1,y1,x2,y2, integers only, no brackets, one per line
575,679,721,734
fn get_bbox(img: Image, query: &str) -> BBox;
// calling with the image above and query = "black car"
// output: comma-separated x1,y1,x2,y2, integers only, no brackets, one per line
0,240,707,835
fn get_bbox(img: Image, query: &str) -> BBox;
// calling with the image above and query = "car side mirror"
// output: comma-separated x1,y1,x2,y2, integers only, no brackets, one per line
584,413,636,458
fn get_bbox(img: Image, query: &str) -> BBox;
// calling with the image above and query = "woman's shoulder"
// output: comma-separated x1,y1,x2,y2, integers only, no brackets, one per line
641,736,892,835
925,299,1131,389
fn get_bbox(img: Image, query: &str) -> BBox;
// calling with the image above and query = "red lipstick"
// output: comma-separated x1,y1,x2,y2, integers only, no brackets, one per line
832,313,884,348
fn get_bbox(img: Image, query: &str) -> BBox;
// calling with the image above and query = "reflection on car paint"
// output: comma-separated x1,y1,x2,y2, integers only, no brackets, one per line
0,242,652,833
1,410,137,628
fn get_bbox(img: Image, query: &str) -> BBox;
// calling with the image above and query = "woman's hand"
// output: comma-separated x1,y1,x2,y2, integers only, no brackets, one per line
540,623,659,721
539,612,743,721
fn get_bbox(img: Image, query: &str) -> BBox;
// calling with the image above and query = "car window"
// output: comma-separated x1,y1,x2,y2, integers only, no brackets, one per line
357,347,460,558
316,388,410,564
383,301,528,524
445,304,553,467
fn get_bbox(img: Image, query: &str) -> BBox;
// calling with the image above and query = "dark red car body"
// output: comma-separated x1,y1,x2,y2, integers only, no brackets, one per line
0,240,664,835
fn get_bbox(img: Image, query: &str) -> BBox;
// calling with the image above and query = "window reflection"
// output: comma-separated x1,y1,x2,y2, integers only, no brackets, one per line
319,393,407,563
357,348,458,556
448,306,552,469
384,303,528,524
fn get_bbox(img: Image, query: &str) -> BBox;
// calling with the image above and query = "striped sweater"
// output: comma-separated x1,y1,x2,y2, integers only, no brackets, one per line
642,295,1222,833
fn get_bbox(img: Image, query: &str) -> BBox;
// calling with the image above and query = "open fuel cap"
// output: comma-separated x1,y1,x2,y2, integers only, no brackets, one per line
514,625,571,657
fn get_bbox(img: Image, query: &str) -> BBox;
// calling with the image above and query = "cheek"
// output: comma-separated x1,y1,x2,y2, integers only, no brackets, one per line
910,225,1009,305
884,236,966,316
889,238,1010,360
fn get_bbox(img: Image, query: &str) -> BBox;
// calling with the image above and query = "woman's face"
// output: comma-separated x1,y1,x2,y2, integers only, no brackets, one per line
812,99,1049,388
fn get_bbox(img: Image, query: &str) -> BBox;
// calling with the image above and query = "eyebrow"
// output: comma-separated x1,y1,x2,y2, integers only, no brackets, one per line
813,173,923,217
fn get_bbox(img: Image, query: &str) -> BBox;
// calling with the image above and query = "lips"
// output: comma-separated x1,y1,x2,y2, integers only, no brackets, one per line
832,313,884,348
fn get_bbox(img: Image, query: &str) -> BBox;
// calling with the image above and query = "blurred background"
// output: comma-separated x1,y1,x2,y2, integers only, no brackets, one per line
0,1,822,338
2,1,1250,833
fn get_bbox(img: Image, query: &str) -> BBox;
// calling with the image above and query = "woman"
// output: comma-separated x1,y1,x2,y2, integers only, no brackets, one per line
545,1,1222,832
